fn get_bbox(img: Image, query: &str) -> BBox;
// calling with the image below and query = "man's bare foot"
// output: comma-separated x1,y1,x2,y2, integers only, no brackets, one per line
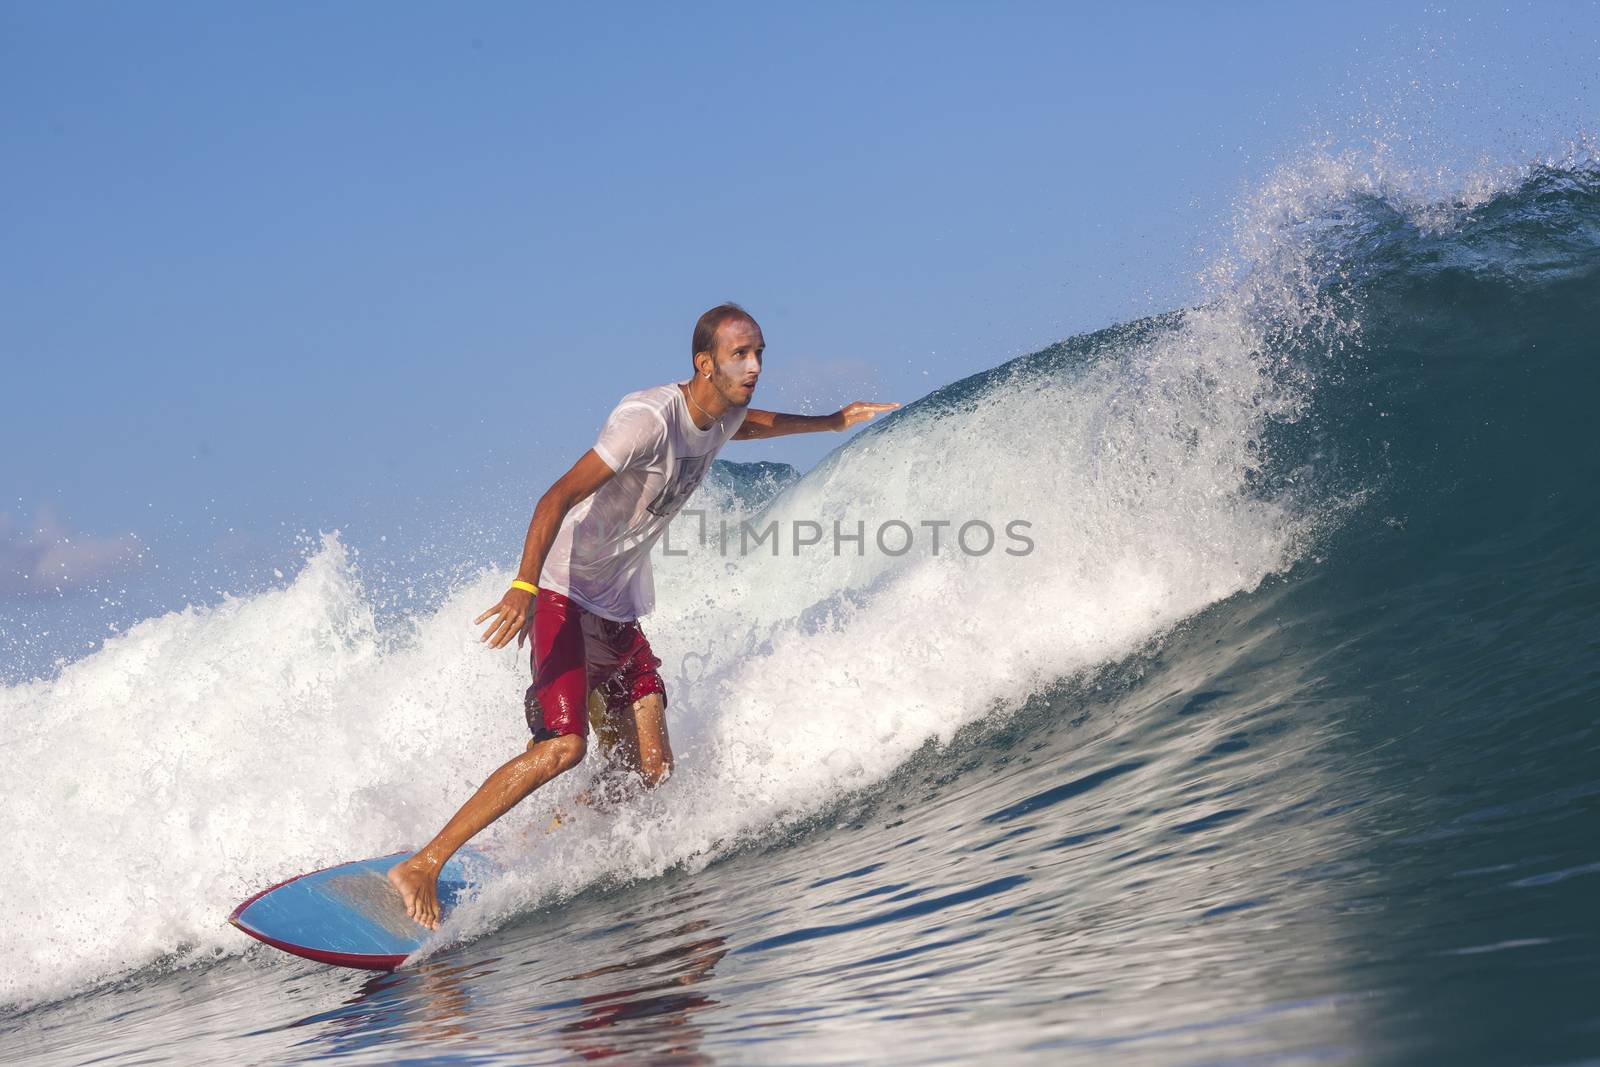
386,855,442,930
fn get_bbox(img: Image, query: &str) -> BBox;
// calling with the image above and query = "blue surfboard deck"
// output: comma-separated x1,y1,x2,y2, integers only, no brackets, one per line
229,850,497,970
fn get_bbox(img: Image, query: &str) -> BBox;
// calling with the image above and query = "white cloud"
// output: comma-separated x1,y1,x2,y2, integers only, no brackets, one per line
0,506,144,597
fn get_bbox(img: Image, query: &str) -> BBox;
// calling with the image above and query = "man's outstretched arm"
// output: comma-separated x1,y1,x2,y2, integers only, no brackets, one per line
733,400,900,440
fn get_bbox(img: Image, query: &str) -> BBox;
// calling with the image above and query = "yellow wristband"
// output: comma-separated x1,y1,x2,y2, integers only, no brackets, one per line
510,580,538,595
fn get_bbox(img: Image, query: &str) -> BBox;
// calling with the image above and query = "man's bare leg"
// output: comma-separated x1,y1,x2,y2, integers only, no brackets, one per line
627,692,673,788
573,693,671,810
574,690,621,809
387,733,586,929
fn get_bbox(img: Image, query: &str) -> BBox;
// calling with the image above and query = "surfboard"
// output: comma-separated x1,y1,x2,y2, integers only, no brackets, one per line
229,850,496,970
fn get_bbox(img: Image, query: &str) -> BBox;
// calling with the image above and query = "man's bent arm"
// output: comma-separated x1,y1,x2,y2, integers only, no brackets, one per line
733,401,900,440
516,449,617,589
477,449,616,649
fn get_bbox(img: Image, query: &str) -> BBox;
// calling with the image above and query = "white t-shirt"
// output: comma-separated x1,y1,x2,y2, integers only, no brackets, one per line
538,380,747,621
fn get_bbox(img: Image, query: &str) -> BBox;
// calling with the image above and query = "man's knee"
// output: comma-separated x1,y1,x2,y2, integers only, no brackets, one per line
640,751,673,789
527,731,588,771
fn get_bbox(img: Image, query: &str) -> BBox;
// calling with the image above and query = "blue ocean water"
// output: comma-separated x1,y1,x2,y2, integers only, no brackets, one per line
2,153,1598,1064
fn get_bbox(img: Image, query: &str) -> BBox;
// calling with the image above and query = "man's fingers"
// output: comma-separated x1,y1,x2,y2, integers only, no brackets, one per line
478,607,528,649
480,606,514,642
474,606,498,625
840,400,901,427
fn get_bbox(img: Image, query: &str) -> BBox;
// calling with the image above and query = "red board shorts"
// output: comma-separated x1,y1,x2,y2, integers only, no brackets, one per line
524,587,667,744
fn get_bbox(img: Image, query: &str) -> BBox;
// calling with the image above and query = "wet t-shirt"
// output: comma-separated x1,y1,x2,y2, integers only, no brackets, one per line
538,380,746,620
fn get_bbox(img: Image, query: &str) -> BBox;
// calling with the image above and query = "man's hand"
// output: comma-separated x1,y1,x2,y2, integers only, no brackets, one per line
833,400,901,430
475,586,534,649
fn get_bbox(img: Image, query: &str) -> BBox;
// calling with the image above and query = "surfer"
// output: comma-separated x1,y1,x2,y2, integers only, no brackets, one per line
388,304,899,928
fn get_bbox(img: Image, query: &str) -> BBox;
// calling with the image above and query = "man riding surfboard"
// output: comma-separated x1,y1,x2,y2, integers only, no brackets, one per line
388,303,898,928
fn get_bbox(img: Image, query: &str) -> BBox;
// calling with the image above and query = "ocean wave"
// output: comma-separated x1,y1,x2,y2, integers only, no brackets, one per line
3,146,1597,1012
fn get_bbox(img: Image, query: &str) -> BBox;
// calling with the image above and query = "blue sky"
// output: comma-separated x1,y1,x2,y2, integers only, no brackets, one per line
1,1,1596,666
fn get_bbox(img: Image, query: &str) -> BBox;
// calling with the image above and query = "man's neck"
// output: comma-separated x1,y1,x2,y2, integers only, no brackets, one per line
680,379,727,429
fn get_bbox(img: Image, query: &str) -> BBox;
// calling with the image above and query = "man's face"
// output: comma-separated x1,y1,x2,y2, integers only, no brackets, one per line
707,318,763,406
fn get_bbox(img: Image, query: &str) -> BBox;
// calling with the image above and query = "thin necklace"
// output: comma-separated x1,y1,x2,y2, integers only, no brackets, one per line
685,383,716,426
